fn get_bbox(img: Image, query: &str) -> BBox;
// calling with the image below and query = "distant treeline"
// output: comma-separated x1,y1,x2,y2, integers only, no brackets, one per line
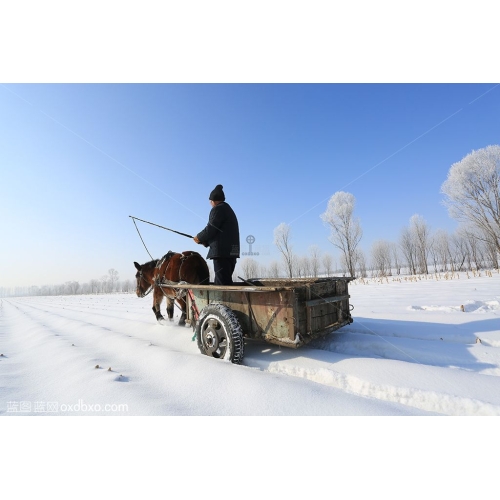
0,269,133,298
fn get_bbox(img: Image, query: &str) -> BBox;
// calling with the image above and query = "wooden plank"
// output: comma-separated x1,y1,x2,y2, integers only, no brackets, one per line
250,290,295,341
305,295,350,307
306,285,312,333
159,283,295,292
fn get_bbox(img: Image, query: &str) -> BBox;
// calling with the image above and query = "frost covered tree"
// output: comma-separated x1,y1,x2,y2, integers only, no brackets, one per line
267,260,281,278
410,214,431,274
108,268,119,292
399,215,431,275
355,249,367,278
65,281,80,295
240,257,260,279
483,234,499,269
300,256,312,277
430,229,450,272
399,225,417,275
449,232,469,272
391,243,402,275
441,145,500,255
322,253,334,277
320,191,362,278
459,226,485,270
100,275,109,293
122,279,132,293
309,245,321,277
90,279,99,294
273,222,294,278
371,239,392,277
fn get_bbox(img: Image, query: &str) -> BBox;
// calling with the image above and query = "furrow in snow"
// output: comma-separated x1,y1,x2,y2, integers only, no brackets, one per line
261,361,500,416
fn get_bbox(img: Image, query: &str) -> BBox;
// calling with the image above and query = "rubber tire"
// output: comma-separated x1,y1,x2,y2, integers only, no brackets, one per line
196,303,244,364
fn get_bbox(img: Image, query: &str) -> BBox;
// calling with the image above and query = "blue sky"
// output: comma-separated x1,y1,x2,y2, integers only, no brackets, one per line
1,83,499,287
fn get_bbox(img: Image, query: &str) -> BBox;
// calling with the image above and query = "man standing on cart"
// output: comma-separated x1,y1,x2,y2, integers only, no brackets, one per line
194,184,240,286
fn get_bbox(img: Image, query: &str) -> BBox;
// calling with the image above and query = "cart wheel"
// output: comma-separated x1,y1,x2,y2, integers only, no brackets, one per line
196,303,244,364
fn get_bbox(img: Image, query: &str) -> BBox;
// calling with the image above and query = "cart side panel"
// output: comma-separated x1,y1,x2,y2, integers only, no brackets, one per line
190,288,296,343
246,290,296,344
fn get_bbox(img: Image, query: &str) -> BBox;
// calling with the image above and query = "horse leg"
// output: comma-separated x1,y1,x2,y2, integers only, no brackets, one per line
177,297,187,326
152,288,166,324
166,297,175,322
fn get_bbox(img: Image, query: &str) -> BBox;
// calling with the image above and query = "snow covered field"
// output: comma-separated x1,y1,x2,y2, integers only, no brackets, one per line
2,270,499,416
3,270,500,498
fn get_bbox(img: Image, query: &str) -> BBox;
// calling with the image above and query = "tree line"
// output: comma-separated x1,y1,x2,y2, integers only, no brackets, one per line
0,269,133,298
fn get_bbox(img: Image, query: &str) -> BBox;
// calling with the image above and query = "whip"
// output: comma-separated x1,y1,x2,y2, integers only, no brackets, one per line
129,216,194,238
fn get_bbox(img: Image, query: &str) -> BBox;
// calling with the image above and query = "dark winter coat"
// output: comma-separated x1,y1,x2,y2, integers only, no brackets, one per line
196,202,240,259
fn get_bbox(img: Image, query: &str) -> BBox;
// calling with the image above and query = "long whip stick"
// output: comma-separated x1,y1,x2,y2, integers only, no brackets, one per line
129,216,194,238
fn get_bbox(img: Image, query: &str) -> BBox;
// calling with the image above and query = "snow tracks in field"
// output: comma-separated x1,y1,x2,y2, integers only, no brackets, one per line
2,294,499,416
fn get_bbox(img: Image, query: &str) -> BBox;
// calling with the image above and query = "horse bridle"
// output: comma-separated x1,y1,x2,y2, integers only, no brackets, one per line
136,270,153,298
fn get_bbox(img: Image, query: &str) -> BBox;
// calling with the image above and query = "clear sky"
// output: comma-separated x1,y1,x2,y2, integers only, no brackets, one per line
1,1,499,288
1,83,499,288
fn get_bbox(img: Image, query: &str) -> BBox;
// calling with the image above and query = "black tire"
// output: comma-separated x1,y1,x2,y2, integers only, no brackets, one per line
195,303,244,364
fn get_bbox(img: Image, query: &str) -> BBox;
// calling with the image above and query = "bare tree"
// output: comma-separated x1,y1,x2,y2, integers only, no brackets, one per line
391,242,401,275
460,226,484,270
450,232,468,271
431,229,450,272
292,258,302,278
122,279,132,293
355,249,367,278
257,264,268,278
66,281,80,295
399,226,417,275
301,256,312,277
267,260,281,278
483,232,499,269
240,258,260,279
309,245,321,277
320,191,362,278
371,239,393,277
273,223,294,278
322,253,334,277
108,268,119,292
90,279,99,294
441,145,500,255
100,275,109,293
429,233,441,273
292,256,311,278
410,214,431,274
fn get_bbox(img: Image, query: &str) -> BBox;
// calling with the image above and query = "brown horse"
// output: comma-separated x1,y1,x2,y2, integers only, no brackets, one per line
134,250,210,325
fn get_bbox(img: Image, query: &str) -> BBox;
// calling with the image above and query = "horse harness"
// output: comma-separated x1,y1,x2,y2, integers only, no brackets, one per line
155,251,196,300
136,251,183,298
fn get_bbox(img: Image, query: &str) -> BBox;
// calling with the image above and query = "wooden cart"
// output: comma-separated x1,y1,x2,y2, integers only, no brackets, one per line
160,277,354,364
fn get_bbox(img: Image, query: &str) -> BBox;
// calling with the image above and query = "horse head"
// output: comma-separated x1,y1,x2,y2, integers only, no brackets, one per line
134,261,155,298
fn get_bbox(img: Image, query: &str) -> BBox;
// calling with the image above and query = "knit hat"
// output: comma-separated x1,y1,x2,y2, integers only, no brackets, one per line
209,184,225,201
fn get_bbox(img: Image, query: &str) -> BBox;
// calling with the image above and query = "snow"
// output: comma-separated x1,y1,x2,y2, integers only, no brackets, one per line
2,271,500,496
2,271,500,416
